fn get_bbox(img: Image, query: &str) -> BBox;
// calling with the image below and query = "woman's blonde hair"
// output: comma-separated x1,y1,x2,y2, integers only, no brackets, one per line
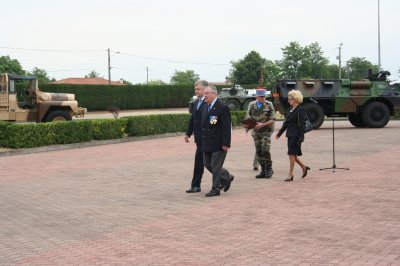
288,90,303,104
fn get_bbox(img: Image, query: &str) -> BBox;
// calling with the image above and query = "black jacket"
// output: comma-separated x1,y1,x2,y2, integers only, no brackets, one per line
186,98,205,144
201,99,231,152
277,106,307,138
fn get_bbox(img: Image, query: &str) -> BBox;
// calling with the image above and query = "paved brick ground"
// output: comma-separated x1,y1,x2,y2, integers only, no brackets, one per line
1,120,399,265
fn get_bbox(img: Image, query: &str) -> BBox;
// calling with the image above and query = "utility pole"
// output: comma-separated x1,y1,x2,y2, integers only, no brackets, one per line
338,43,343,79
378,0,381,70
146,67,149,84
107,48,111,85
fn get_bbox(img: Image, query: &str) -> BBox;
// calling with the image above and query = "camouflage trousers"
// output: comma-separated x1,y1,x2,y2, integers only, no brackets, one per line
252,133,272,167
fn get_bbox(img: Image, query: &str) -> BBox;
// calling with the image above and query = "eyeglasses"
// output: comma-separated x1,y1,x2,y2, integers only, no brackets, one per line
288,98,294,101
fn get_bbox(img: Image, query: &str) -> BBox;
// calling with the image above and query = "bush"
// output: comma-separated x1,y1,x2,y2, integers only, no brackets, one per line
92,119,127,140
4,120,93,149
0,121,11,147
231,111,247,126
125,114,190,136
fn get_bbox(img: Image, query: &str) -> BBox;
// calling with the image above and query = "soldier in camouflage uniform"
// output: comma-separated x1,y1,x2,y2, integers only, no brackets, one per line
244,89,276,178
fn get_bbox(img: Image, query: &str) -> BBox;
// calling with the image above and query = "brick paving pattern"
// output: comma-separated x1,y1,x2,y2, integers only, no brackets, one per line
0,120,399,265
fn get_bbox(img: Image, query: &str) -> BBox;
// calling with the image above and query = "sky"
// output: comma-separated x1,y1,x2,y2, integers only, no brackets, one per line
1,0,399,84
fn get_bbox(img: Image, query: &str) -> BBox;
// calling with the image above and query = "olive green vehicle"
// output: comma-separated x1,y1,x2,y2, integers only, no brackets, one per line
218,85,271,111
271,70,400,128
0,73,86,122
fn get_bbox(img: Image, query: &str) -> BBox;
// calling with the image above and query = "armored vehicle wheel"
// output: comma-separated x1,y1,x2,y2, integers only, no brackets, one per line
362,101,390,128
348,113,365,127
43,110,72,122
302,103,324,129
243,99,254,111
226,99,240,111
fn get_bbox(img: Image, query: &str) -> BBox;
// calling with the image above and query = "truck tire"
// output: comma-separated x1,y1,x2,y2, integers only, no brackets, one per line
243,99,254,111
43,110,72,122
361,101,390,128
302,103,324,129
226,100,240,111
348,113,365,127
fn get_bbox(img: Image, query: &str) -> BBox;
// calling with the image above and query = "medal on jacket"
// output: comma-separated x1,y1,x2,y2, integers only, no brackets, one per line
209,115,218,125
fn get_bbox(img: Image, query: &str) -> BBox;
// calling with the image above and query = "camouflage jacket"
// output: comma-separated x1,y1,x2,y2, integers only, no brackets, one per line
246,100,276,136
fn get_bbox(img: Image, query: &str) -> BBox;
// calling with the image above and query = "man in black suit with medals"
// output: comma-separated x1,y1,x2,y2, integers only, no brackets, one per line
184,80,208,193
201,86,234,197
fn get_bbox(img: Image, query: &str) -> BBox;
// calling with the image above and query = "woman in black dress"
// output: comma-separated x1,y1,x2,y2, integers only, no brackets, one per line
275,90,310,181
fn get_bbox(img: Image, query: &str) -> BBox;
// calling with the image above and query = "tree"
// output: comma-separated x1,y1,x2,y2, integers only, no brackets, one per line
324,64,341,79
278,41,331,79
228,51,267,84
264,59,283,81
147,79,167,85
85,70,101,78
28,67,51,84
0,55,25,75
303,42,330,79
170,70,199,85
344,57,378,80
278,42,306,79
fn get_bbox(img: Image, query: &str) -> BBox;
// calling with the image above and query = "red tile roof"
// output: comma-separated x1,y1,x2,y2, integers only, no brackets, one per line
51,78,124,85
209,82,232,86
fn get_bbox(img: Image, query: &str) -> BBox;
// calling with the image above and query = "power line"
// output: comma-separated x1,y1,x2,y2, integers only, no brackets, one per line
0,46,104,53
1,46,229,66
117,51,229,66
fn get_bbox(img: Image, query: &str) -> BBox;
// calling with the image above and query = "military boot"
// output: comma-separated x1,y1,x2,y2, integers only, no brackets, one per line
264,166,274,179
255,165,266,178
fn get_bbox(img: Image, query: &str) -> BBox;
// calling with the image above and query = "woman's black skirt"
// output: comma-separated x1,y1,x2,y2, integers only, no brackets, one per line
287,136,302,156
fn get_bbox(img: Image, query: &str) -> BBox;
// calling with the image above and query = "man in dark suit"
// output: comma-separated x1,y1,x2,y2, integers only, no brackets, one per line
184,80,208,193
201,86,234,197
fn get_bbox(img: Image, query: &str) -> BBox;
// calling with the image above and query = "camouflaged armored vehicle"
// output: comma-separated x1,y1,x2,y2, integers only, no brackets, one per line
271,70,400,128
218,84,271,111
0,73,86,122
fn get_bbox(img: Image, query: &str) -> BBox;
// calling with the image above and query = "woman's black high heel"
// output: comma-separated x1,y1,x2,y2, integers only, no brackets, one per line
284,175,294,182
302,166,310,178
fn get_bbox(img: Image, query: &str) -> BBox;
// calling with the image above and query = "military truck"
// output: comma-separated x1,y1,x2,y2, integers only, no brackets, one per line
271,70,400,128
0,73,86,122
218,84,271,111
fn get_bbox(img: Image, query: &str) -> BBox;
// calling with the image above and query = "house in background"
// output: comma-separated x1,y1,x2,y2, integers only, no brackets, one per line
51,78,124,86
209,81,231,87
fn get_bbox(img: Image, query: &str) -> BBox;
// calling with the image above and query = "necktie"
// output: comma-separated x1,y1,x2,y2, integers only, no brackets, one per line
207,104,211,112
197,99,202,110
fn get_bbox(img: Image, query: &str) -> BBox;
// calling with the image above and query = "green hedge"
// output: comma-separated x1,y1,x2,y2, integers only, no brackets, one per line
0,111,247,149
38,84,195,111
16,83,236,111
125,114,190,136
92,119,127,140
2,121,93,149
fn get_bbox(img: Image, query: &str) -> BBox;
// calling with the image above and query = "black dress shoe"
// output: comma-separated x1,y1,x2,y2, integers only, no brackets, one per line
205,189,220,197
219,180,226,190
186,187,201,193
223,175,234,192
284,175,294,182
302,166,311,178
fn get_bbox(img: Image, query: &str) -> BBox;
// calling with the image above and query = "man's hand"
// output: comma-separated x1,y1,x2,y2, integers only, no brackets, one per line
255,122,264,130
222,146,229,152
184,135,190,143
